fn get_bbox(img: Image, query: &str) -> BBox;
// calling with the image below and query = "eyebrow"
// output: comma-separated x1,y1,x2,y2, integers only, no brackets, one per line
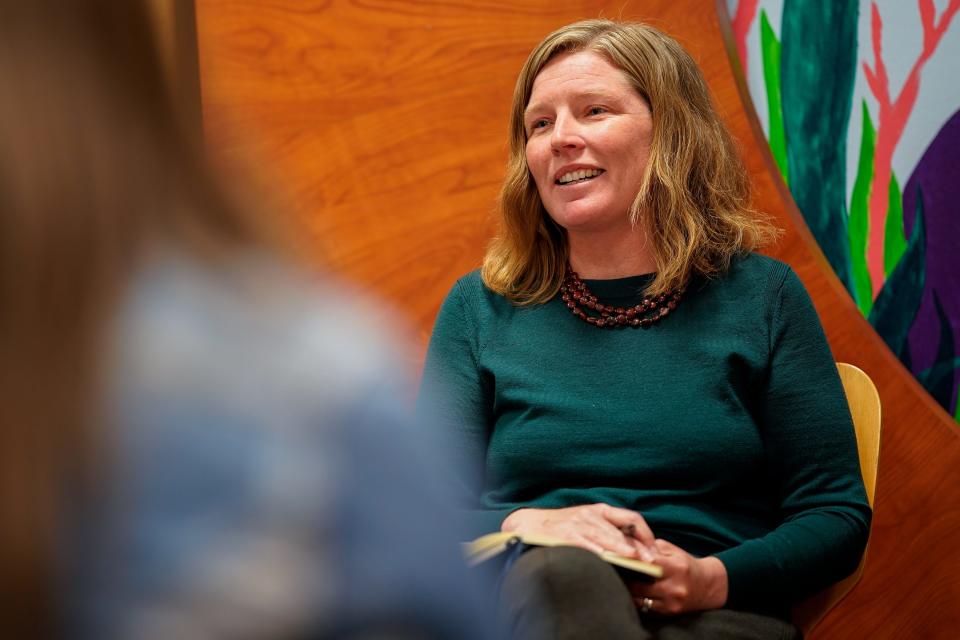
524,89,624,119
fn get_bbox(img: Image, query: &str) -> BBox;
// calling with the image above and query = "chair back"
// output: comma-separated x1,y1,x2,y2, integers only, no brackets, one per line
792,363,882,635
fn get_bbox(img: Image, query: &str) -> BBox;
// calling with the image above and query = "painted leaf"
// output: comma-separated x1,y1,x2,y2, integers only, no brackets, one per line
903,109,960,421
916,291,958,411
956,381,960,422
849,100,875,315
760,9,788,183
883,172,907,276
918,358,960,415
868,189,927,361
780,0,859,295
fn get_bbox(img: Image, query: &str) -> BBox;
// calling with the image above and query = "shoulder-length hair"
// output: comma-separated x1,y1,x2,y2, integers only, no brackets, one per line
0,2,290,631
481,19,778,304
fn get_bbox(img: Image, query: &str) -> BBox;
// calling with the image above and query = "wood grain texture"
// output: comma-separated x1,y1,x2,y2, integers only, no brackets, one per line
838,363,882,506
195,0,960,635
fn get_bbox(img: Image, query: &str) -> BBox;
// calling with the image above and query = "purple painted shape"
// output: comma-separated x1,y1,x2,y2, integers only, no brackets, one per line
903,108,960,411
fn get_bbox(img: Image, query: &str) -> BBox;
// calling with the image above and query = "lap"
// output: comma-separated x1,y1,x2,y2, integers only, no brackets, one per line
644,609,802,640
498,546,800,640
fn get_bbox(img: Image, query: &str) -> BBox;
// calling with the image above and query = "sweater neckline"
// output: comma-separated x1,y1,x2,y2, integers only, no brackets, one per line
579,272,656,302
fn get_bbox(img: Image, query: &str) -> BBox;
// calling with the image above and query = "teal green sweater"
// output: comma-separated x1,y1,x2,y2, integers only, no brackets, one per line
420,253,870,615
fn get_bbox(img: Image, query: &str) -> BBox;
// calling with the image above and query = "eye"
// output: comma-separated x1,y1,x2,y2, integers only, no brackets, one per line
587,106,607,116
528,118,551,133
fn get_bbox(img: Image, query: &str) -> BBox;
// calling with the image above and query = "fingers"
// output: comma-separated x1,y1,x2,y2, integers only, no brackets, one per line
630,553,679,601
631,540,695,616
559,504,650,558
654,538,678,555
636,595,657,615
561,536,608,556
599,504,655,544
583,530,643,559
549,527,631,558
598,504,656,553
629,581,663,615
570,534,621,557
503,503,658,561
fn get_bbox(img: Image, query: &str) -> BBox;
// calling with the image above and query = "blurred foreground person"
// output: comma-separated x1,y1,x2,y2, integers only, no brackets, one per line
0,2,492,638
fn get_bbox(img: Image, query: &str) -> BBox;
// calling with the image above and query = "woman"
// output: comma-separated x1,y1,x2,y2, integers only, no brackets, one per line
420,19,871,638
0,2,492,637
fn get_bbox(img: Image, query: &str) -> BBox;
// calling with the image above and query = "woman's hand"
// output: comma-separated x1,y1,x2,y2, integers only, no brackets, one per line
501,503,656,561
629,539,728,615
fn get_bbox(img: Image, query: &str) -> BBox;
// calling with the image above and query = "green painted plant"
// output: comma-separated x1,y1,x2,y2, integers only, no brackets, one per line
780,0,859,295
953,382,960,422
884,173,907,276
868,190,926,363
849,100,875,315
916,292,959,410
748,1,958,425
760,9,788,183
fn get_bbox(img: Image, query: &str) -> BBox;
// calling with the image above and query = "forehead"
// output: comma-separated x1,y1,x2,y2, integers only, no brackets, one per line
527,50,635,107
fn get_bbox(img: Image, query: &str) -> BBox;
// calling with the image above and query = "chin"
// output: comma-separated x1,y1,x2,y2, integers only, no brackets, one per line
547,205,617,232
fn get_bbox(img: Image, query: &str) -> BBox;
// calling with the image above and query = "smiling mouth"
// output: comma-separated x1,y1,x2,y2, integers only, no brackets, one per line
556,168,605,185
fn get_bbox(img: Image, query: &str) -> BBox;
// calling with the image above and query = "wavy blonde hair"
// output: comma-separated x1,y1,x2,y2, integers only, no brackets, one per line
482,19,779,304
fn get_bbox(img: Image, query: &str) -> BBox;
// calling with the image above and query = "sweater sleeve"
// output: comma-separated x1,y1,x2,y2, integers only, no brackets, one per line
418,277,515,537
714,266,872,610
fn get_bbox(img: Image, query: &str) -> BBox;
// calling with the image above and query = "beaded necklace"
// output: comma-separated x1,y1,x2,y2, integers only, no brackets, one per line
559,266,685,328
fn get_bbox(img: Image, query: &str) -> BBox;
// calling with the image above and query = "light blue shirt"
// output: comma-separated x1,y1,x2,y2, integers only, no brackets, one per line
65,251,496,639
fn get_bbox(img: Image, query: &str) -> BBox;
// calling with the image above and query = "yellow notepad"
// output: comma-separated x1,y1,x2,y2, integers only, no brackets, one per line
465,531,663,580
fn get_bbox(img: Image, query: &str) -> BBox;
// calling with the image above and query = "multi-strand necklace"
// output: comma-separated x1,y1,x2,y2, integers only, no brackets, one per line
559,265,685,328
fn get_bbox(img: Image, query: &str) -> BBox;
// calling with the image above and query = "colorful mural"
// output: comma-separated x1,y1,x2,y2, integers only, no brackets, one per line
728,0,960,424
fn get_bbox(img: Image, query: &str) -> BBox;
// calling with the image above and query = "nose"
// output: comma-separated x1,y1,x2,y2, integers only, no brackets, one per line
550,114,584,154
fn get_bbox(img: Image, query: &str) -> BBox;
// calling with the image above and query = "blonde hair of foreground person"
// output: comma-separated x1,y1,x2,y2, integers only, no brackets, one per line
0,2,286,633
482,19,779,304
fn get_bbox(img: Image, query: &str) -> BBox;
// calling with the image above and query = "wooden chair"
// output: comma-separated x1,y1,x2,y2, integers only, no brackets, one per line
792,363,882,636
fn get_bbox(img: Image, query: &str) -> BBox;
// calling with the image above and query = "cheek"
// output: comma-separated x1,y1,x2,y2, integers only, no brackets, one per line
622,141,651,182
525,141,550,178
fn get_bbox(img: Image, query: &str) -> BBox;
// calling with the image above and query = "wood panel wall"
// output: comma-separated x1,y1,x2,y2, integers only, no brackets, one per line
194,1,960,636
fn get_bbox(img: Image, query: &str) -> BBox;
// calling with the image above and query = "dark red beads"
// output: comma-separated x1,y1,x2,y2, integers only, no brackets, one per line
559,265,685,329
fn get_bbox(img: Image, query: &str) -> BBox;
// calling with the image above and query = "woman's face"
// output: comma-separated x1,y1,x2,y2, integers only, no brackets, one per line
524,50,653,235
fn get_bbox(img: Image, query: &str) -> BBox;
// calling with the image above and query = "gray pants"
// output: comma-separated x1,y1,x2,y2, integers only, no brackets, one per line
499,547,802,640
